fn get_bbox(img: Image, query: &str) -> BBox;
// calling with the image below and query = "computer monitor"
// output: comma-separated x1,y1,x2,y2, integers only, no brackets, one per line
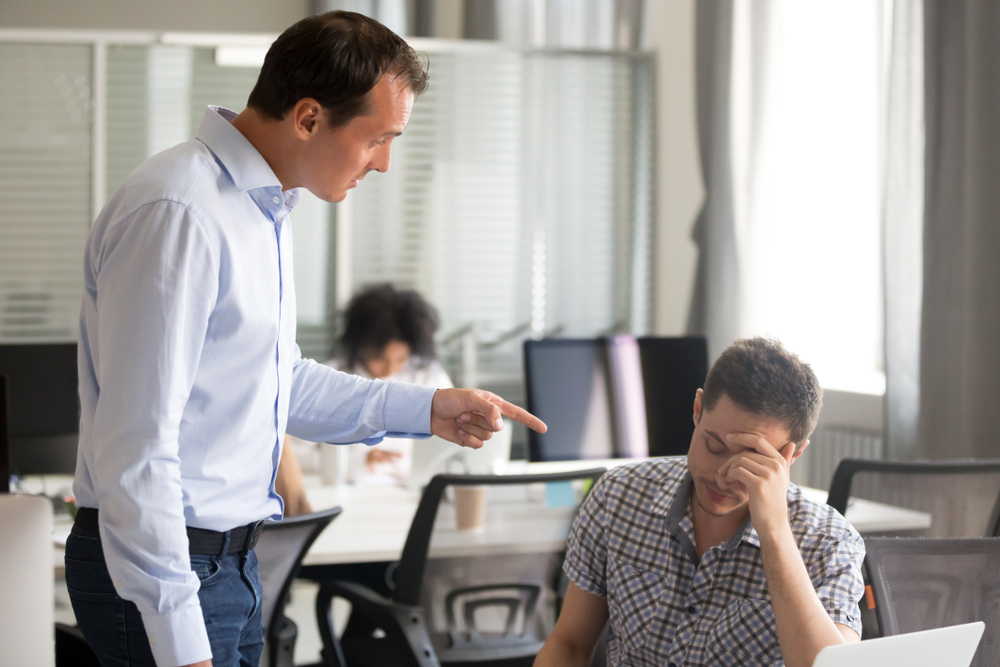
0,374,8,492
637,336,708,457
524,339,617,462
0,343,80,476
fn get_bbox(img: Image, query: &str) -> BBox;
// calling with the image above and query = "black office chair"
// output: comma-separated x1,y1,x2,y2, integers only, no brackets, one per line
315,469,605,667
257,506,343,667
864,537,1000,666
827,458,1000,538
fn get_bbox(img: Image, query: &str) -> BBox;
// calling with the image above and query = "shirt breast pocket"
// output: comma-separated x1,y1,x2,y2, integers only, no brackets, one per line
606,559,669,656
706,598,781,666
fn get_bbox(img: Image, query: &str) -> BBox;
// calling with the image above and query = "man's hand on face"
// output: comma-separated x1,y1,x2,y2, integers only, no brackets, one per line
431,388,547,449
716,433,797,536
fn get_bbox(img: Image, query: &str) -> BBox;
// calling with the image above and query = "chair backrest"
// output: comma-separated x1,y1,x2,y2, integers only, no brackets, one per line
827,459,1000,537
0,494,54,666
393,469,606,664
256,507,342,642
865,537,1000,667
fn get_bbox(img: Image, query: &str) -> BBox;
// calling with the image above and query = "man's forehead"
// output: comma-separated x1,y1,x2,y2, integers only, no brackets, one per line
701,398,792,444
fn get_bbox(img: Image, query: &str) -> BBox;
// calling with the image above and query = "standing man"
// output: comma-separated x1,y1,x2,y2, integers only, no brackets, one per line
534,337,864,667
66,12,545,667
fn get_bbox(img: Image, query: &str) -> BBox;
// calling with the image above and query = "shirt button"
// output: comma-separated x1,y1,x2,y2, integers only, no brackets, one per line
272,195,281,204
688,605,697,614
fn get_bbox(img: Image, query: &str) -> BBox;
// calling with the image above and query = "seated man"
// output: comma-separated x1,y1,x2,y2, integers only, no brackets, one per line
535,337,864,667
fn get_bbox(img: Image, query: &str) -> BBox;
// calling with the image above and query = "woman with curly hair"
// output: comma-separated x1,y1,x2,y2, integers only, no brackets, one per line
276,284,451,512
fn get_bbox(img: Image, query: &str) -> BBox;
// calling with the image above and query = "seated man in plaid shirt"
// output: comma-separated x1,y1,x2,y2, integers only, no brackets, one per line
535,337,865,667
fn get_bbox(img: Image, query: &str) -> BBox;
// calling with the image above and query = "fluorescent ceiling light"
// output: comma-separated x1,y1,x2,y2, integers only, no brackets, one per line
215,46,269,67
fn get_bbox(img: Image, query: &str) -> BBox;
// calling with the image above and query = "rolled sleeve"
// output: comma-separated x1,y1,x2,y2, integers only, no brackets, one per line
563,474,610,597
141,604,211,667
812,531,866,635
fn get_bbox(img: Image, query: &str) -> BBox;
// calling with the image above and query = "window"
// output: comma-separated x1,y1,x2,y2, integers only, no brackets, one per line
731,0,888,395
0,32,654,410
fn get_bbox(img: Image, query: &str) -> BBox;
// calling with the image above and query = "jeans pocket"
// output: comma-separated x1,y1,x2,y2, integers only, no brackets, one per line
65,557,120,603
190,555,224,586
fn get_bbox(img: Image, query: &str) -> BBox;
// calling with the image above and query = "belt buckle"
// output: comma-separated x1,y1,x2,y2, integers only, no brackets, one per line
244,519,264,553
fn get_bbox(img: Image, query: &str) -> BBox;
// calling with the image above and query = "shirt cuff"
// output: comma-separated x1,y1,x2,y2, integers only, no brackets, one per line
382,382,436,435
563,559,607,598
141,603,211,667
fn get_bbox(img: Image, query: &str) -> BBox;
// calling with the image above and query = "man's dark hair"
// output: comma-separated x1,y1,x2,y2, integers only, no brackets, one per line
247,11,429,127
701,337,823,449
337,283,440,368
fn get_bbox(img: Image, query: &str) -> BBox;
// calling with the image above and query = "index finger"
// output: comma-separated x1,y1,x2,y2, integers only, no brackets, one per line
498,398,547,433
725,431,784,459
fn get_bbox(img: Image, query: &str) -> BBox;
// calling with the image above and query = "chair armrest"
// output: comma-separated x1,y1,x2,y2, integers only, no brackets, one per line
316,580,440,667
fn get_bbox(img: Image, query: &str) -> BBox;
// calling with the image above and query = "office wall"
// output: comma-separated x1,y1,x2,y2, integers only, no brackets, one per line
0,0,703,336
0,0,310,33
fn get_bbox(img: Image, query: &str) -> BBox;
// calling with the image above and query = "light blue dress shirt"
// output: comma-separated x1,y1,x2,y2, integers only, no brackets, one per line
73,106,436,666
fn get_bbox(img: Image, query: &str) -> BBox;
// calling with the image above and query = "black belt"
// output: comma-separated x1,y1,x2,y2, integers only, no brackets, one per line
74,507,263,556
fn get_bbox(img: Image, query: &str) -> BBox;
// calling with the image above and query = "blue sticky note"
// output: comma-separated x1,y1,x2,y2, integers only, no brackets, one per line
545,481,575,508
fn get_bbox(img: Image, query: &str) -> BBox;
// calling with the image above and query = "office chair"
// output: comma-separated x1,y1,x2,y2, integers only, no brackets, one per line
827,458,1000,538
257,506,343,667
315,469,605,667
864,537,1000,667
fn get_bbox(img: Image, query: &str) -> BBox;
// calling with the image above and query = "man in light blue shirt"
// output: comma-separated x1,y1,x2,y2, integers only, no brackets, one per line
65,12,545,667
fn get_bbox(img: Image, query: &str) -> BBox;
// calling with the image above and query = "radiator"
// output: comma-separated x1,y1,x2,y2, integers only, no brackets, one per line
794,425,884,492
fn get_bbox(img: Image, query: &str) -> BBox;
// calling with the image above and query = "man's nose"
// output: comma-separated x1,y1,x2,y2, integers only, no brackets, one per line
370,143,391,173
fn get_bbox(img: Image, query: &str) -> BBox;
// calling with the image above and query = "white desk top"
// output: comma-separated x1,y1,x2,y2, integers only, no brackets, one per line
45,458,933,574
300,458,933,567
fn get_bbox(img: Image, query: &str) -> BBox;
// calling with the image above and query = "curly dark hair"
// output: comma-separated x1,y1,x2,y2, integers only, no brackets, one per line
247,11,429,128
336,283,440,368
701,337,823,450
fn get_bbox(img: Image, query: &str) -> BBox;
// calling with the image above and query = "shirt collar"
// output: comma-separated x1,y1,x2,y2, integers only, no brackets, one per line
195,106,302,219
196,106,283,192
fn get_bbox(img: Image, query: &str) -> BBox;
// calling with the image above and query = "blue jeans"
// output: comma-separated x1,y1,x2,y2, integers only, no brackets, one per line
65,524,264,667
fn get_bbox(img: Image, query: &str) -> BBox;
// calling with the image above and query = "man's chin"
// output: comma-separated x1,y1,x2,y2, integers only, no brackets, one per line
694,487,746,517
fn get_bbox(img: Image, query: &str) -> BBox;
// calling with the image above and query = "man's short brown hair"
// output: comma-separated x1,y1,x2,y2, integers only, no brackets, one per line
247,11,429,128
701,337,823,449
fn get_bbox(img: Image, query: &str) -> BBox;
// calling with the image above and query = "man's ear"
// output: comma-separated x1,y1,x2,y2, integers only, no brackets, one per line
291,98,324,139
789,439,809,464
693,388,703,426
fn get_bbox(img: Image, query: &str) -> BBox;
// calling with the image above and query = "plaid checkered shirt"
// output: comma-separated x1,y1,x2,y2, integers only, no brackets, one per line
564,458,865,666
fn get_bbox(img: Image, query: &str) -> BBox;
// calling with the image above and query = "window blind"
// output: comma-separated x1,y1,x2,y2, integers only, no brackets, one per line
0,43,92,342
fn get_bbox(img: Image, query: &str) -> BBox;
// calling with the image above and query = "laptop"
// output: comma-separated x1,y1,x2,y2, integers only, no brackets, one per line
812,622,985,667
408,419,513,490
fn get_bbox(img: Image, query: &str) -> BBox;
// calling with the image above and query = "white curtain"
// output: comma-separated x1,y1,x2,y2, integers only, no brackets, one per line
882,0,924,458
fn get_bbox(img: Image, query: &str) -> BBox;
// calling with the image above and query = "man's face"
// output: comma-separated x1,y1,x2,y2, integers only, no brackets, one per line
686,390,796,519
299,73,414,203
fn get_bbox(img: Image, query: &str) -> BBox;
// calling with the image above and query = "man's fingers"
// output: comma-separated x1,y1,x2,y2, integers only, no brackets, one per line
457,429,485,449
456,421,493,442
727,455,769,480
726,432,782,458
498,399,547,433
457,412,496,433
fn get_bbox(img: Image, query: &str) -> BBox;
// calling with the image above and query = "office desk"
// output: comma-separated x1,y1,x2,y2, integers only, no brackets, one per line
46,459,932,575
299,459,933,567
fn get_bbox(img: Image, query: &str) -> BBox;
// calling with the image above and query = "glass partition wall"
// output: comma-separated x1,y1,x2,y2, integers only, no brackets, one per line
0,31,654,454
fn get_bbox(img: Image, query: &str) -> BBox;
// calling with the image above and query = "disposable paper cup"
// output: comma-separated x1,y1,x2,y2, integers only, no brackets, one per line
454,485,488,531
